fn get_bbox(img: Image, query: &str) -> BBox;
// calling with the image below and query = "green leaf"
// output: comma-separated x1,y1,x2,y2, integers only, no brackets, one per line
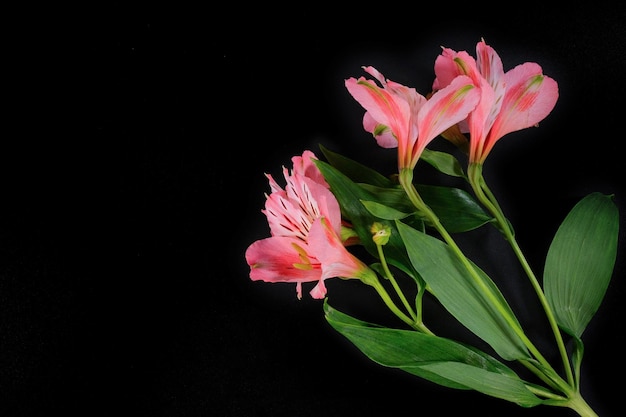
358,183,494,233
324,301,542,407
357,185,416,215
396,221,530,361
361,200,411,220
419,362,543,407
416,184,494,232
420,148,467,178
318,146,492,232
319,144,393,187
544,192,619,338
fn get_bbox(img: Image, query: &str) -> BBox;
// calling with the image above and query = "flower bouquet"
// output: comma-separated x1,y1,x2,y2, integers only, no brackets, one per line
244,39,618,417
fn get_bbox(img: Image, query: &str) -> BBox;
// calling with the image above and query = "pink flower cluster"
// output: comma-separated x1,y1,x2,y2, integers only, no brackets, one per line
246,39,559,299
345,39,558,168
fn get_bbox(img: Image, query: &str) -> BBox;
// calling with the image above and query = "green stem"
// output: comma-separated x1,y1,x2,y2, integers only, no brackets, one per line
375,242,418,322
523,383,566,401
468,163,575,387
370,276,433,334
565,392,599,417
519,358,570,394
526,379,598,417
398,168,553,370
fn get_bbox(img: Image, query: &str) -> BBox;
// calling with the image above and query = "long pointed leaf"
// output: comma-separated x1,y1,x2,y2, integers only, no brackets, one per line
324,301,542,407
419,362,543,407
396,221,530,361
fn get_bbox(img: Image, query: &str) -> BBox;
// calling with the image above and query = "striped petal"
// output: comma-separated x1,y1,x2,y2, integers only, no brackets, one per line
245,236,322,299
308,217,373,284
482,63,559,161
413,75,480,167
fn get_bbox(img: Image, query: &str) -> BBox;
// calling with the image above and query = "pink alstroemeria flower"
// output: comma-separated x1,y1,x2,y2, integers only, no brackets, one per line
345,66,480,170
432,39,559,164
245,151,375,299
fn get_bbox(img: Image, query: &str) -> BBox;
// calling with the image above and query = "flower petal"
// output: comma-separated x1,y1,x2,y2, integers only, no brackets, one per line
308,217,370,281
245,236,322,285
363,112,397,148
483,63,559,159
291,150,328,188
345,76,412,144
414,75,480,164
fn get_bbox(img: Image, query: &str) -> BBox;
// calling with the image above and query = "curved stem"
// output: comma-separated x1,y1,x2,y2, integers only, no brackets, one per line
375,242,418,322
398,168,552,369
468,163,575,387
370,277,433,334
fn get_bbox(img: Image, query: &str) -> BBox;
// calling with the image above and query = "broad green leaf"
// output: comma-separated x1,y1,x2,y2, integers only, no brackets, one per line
420,148,466,178
324,301,542,407
396,221,530,361
319,144,393,187
416,184,494,232
359,183,494,233
544,192,619,338
318,145,493,232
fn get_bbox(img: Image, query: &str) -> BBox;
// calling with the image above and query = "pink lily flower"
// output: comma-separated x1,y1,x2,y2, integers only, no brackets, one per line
245,151,375,299
432,39,559,164
345,66,480,170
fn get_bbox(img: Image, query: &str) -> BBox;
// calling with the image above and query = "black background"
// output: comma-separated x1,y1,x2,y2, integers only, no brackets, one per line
2,3,625,416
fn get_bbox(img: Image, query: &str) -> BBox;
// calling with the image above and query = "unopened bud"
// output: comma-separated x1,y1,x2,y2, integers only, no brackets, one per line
370,222,391,246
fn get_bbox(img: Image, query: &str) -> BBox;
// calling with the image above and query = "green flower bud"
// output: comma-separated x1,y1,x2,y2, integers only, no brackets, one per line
370,222,391,246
